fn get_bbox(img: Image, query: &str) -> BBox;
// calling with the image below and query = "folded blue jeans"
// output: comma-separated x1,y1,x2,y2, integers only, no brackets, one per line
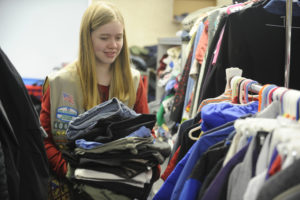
67,98,139,140
68,113,156,143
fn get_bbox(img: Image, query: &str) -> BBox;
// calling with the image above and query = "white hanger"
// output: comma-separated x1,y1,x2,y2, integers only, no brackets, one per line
188,125,201,141
225,67,243,91
281,89,300,119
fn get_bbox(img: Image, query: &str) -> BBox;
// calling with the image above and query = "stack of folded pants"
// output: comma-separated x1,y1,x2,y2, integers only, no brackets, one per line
65,98,171,200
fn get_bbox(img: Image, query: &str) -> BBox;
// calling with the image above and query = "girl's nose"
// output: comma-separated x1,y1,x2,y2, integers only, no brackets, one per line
108,39,117,48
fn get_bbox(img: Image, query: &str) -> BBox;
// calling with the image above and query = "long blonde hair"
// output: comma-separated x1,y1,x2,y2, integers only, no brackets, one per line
77,2,136,110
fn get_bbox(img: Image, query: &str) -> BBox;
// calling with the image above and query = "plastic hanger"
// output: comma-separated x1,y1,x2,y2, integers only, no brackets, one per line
258,84,277,111
231,76,241,100
279,89,290,116
261,85,277,109
258,84,270,111
225,67,243,91
244,80,258,104
188,125,202,141
237,78,248,104
272,87,288,103
231,76,245,103
267,86,279,105
239,79,250,104
281,89,300,120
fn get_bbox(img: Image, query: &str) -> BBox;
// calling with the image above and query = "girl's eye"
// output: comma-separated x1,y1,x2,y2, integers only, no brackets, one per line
100,37,108,40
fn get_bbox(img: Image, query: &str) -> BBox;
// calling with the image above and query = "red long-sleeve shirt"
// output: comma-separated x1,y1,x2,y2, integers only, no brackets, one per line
40,78,150,177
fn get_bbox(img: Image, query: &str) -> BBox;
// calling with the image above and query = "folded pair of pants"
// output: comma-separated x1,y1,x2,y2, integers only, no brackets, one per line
75,126,152,149
73,179,147,199
69,114,156,144
66,98,139,140
78,157,152,179
137,139,171,159
81,146,168,165
74,168,153,187
75,136,154,155
107,114,156,141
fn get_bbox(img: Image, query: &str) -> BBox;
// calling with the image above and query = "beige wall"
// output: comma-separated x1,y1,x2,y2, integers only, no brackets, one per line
216,0,232,6
94,0,181,47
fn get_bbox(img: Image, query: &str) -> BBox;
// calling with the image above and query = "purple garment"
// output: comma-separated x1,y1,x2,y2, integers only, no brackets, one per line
201,140,250,200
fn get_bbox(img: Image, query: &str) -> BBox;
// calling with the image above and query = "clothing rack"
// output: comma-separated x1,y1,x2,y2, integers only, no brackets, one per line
249,0,293,91
249,83,263,94
285,0,293,88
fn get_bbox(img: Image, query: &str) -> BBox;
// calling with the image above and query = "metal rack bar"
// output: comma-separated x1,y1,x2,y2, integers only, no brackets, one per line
284,0,293,88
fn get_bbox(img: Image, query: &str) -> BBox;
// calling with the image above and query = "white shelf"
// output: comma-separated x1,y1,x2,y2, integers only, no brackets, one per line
155,37,183,102
158,37,182,45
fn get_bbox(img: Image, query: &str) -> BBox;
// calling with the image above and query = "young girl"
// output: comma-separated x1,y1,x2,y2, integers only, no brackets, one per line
40,2,151,199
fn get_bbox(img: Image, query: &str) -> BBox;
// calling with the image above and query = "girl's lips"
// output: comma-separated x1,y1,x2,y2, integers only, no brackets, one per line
105,52,116,58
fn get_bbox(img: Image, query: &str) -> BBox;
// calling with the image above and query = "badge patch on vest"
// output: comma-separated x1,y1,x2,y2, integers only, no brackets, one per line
63,92,74,105
56,106,78,122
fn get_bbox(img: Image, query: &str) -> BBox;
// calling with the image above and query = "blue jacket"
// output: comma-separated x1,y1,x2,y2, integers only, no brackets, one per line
171,125,234,200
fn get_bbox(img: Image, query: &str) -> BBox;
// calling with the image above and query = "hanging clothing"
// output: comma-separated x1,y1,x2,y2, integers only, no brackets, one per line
0,47,49,200
200,3,300,103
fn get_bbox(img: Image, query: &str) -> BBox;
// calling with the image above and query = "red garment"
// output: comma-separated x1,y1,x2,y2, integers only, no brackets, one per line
268,154,282,177
161,146,181,181
40,77,150,177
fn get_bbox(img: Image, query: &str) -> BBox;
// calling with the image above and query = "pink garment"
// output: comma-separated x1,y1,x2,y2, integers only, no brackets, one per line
212,26,225,65
212,3,245,65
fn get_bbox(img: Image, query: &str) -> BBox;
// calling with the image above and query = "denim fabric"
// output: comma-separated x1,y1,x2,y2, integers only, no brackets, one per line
70,120,112,143
75,126,152,149
73,114,155,143
67,98,139,140
68,113,154,143
75,137,154,155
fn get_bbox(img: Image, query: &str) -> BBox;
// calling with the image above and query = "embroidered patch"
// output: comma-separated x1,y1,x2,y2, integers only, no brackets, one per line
54,121,69,130
63,92,74,105
56,106,78,122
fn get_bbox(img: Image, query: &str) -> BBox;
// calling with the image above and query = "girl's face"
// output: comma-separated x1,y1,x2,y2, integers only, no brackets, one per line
91,20,124,67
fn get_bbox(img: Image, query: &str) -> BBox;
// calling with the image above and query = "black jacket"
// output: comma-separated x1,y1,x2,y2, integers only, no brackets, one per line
0,47,49,200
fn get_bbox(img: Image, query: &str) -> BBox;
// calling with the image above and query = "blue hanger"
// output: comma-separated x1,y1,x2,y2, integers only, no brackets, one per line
264,0,300,16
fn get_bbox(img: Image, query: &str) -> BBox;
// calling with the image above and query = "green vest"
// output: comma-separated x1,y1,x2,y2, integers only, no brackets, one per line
46,62,140,150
